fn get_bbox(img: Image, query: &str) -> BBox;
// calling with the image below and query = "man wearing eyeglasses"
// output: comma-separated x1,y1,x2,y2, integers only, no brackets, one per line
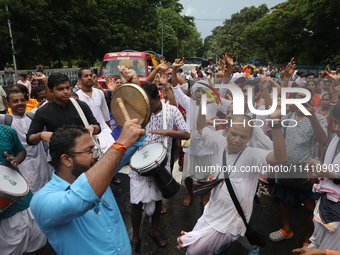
30,122,145,255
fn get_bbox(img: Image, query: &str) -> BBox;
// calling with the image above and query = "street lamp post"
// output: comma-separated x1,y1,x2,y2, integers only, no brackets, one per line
161,12,164,56
6,5,17,73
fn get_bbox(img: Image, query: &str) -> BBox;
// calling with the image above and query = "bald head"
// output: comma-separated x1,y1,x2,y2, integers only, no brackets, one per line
226,115,253,154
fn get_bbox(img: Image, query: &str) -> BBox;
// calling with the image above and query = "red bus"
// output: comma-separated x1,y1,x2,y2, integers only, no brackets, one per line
97,51,163,87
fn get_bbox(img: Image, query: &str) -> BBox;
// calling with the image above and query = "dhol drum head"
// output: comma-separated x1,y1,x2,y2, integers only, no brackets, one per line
0,165,28,197
0,165,29,212
130,144,180,198
111,83,151,128
130,143,166,175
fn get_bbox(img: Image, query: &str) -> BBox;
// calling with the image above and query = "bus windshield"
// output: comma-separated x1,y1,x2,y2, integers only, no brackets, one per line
100,58,146,77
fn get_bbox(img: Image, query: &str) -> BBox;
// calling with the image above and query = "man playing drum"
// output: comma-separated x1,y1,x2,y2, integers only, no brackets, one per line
0,124,49,255
30,121,145,255
0,90,54,193
129,82,190,252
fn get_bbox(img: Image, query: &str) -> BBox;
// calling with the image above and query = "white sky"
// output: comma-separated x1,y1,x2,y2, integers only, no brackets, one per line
179,0,285,39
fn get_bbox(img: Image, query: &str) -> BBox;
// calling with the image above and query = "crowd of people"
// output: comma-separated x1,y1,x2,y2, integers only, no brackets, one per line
0,55,340,255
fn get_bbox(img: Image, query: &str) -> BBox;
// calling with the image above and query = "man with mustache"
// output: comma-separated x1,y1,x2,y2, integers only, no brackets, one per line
30,121,145,254
0,90,53,193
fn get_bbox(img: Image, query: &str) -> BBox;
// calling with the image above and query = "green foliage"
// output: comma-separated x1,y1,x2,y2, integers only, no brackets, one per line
203,0,340,65
0,0,201,69
204,4,269,64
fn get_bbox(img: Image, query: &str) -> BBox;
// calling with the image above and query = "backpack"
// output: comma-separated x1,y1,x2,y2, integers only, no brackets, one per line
2,112,35,126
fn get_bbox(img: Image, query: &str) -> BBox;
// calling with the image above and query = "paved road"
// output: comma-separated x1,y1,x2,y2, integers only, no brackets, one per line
112,165,308,255
28,163,308,255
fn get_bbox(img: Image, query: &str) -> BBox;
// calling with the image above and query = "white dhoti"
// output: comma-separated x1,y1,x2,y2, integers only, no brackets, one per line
177,217,256,255
129,170,162,216
19,156,53,194
0,208,47,255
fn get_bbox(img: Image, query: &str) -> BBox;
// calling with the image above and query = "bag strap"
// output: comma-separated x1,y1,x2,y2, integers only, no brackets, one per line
1,112,34,126
69,98,102,156
26,111,34,120
4,114,13,126
223,149,250,229
70,98,89,126
162,101,168,149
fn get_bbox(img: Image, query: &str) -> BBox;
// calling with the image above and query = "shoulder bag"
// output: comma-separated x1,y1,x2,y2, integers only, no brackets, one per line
193,148,243,197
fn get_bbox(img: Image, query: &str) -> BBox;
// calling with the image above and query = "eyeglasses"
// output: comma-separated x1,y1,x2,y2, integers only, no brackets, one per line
68,148,99,158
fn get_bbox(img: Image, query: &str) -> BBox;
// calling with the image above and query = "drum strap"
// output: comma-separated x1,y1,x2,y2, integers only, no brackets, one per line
69,98,103,157
162,102,168,149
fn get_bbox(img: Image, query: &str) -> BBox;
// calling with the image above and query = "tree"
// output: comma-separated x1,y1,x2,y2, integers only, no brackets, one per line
203,4,269,64
0,0,200,69
242,0,340,64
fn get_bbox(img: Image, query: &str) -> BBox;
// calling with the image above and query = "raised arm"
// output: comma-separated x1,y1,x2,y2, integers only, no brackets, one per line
146,62,170,83
162,82,177,106
305,103,327,146
259,78,272,110
222,52,234,83
86,119,145,197
266,108,287,165
33,72,53,101
172,58,185,87
281,58,296,88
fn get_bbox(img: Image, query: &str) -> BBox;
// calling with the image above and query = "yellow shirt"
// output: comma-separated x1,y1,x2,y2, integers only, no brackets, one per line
7,98,39,114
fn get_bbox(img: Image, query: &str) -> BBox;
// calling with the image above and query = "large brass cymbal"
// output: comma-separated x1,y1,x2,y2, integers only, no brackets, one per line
110,83,151,128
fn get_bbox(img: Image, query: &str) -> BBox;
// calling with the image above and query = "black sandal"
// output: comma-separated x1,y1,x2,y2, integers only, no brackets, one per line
148,232,167,247
130,239,141,253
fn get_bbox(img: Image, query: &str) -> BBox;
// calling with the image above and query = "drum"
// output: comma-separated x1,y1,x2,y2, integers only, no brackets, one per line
111,84,151,128
130,143,180,199
0,165,29,213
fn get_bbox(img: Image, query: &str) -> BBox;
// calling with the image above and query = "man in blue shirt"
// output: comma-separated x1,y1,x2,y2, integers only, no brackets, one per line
30,121,145,255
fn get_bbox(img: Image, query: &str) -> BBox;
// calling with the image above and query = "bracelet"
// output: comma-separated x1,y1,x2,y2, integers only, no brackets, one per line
38,132,42,140
111,142,127,155
271,123,282,129
114,142,125,147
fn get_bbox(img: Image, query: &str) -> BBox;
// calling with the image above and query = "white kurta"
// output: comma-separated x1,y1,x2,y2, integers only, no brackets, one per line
178,127,271,253
76,88,114,152
129,104,188,215
12,114,53,193
172,84,232,181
